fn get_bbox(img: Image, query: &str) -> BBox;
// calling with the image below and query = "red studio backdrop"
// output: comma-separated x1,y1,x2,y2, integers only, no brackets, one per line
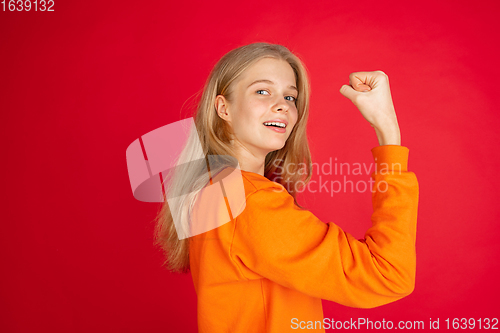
1,1,499,332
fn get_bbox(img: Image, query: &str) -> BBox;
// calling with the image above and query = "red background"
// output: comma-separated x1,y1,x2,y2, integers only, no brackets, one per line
1,0,499,332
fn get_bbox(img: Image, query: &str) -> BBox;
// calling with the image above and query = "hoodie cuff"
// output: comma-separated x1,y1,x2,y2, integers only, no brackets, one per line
371,145,409,173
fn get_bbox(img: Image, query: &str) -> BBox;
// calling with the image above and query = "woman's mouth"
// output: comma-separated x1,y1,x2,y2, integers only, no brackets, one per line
263,121,287,133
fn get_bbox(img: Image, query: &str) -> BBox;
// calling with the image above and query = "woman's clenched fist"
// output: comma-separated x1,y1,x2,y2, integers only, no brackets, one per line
339,71,401,146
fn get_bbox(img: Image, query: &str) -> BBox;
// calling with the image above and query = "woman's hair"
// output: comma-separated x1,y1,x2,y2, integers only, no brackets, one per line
154,42,313,273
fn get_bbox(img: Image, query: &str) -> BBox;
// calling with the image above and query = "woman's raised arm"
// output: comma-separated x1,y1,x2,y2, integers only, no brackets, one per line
229,145,419,308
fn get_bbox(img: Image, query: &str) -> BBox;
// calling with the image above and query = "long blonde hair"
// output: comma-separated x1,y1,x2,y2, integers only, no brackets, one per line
154,42,313,273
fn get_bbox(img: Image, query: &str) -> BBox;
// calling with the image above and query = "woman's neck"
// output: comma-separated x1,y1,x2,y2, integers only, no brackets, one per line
231,141,267,176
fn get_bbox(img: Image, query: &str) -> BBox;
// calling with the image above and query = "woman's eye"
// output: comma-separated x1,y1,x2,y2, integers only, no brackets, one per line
256,90,296,102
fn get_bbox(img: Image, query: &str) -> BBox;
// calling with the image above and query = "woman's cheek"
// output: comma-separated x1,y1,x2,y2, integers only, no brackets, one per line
290,108,299,125
252,99,268,110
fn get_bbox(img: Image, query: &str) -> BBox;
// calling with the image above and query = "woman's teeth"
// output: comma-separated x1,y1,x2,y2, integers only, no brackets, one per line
263,122,286,128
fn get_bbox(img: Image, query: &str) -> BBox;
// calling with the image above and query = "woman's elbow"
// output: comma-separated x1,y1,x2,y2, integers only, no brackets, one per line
383,258,416,297
402,275,416,296
370,277,415,308
342,274,416,309
371,265,416,302
389,270,415,298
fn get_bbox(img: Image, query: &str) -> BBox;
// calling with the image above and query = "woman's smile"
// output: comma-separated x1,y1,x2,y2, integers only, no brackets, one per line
263,121,287,133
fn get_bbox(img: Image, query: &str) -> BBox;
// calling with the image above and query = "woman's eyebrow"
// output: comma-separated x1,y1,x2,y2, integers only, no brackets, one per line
247,79,298,92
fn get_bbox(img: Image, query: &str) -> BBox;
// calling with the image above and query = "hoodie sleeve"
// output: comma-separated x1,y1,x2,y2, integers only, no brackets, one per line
229,145,419,308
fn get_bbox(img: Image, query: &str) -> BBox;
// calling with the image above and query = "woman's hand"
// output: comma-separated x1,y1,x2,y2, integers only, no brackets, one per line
339,71,401,146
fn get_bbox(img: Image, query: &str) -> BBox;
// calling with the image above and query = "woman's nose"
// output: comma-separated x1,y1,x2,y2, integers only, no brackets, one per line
273,97,288,113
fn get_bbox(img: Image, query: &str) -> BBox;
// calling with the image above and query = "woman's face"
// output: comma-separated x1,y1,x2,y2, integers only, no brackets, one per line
216,57,299,159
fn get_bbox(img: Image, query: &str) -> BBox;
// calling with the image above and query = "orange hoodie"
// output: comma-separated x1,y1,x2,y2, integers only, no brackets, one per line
189,145,419,332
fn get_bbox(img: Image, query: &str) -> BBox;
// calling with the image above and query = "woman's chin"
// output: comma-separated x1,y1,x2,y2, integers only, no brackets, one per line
265,142,286,153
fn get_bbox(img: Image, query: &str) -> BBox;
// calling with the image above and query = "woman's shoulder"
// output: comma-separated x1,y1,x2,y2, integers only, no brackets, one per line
240,170,286,195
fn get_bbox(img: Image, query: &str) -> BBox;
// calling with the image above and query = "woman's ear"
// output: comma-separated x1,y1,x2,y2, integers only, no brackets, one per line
215,95,231,122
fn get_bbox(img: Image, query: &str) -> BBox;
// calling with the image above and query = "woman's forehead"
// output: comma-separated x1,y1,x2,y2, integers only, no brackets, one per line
237,58,296,86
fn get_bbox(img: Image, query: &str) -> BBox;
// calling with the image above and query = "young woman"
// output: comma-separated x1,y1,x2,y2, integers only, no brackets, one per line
154,42,419,332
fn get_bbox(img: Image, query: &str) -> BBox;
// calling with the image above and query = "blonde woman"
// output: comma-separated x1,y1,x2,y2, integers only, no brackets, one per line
154,42,419,332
